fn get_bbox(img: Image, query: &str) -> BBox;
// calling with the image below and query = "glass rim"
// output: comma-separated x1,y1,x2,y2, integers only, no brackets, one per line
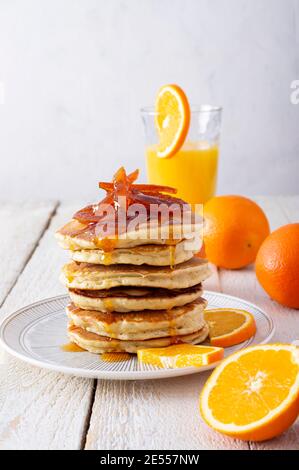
140,104,222,115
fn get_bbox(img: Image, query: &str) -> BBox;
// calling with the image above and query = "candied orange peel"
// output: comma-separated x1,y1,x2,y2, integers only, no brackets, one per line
73,167,184,226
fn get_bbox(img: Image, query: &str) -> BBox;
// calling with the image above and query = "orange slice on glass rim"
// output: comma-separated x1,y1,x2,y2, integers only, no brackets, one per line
155,84,190,158
200,344,299,441
137,344,224,369
204,308,256,348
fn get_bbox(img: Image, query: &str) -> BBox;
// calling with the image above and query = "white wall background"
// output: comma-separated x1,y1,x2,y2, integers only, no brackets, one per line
0,0,298,201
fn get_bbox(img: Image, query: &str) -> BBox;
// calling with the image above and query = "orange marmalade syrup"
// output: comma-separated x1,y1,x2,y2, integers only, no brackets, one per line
101,353,131,362
166,309,180,341
97,238,117,265
61,344,132,361
61,342,86,352
96,237,117,252
102,298,115,312
69,167,189,261
169,245,176,269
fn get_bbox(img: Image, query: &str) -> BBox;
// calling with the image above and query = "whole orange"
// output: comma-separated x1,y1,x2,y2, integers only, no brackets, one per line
255,223,299,309
204,195,270,269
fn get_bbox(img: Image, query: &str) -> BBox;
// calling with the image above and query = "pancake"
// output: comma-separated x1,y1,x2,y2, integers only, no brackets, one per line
61,257,210,291
67,323,210,353
69,284,203,312
55,218,203,251
70,238,201,266
66,298,207,340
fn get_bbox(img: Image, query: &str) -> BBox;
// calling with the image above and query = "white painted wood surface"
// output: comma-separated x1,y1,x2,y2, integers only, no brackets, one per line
0,204,95,449
0,202,56,305
0,197,298,450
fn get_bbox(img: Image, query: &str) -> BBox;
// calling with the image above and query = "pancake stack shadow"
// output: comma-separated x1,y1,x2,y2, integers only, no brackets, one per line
56,218,211,354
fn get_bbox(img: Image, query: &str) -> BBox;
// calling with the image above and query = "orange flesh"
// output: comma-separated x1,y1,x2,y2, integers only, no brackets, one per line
208,349,298,426
204,309,256,347
205,310,245,336
155,85,190,158
138,344,223,368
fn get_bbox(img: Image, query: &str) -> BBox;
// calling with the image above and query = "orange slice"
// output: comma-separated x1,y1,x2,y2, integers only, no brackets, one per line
204,308,256,347
200,344,299,441
137,344,224,369
155,84,190,158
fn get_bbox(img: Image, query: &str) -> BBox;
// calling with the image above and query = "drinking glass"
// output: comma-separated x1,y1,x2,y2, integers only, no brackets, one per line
141,105,222,205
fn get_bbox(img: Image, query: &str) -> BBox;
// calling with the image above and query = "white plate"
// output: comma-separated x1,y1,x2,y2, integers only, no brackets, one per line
0,291,275,380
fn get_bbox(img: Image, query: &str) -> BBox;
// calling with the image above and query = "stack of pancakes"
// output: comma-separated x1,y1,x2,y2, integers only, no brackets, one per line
56,216,211,354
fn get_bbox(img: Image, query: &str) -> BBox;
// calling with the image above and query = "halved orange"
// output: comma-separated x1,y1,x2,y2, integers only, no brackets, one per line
137,344,223,369
204,308,256,348
200,344,299,441
155,84,190,158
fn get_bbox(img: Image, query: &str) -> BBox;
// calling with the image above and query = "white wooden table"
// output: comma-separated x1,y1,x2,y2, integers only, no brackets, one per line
0,196,298,450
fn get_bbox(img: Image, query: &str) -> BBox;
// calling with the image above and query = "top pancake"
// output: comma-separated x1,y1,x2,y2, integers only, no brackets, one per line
55,219,203,251
61,257,210,290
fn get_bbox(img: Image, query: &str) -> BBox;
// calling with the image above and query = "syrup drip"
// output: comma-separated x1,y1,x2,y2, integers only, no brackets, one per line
167,310,177,339
169,245,175,269
69,242,77,251
103,298,114,312
61,342,86,352
102,312,117,340
101,353,131,362
166,309,184,345
165,238,181,246
98,237,118,265
96,237,117,252
102,251,113,265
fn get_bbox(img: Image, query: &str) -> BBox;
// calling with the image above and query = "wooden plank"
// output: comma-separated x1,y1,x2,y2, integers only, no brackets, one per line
0,203,95,450
218,197,299,450
85,263,248,450
0,201,57,308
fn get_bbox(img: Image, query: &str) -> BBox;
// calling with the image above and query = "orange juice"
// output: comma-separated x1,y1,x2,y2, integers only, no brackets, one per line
146,142,219,204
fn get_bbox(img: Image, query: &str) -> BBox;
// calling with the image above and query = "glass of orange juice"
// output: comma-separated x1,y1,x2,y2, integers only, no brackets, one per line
141,105,222,205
